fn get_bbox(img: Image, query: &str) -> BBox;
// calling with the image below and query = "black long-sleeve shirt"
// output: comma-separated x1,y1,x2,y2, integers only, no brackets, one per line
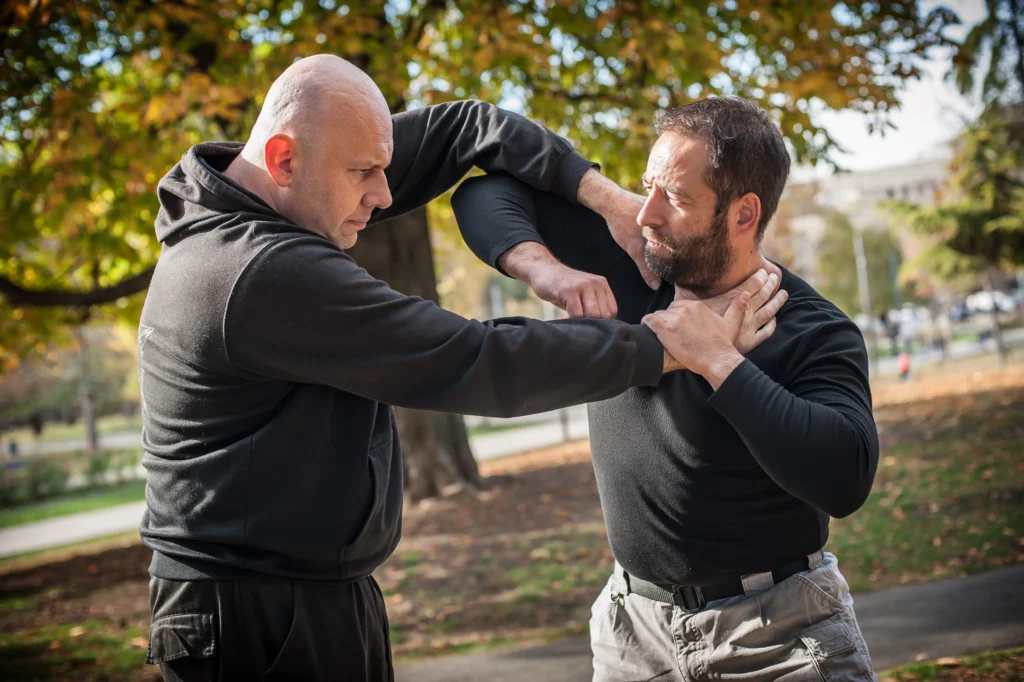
452,173,879,586
138,101,665,582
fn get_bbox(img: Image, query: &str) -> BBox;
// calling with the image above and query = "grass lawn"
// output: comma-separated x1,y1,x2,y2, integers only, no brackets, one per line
880,647,1024,681
0,363,1020,679
1,414,142,447
466,419,543,438
0,481,146,530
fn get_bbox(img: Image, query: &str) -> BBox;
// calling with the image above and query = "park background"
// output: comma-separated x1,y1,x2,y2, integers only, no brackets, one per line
0,0,1022,680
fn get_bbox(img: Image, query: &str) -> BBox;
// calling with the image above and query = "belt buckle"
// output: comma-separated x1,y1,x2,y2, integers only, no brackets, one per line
672,585,706,613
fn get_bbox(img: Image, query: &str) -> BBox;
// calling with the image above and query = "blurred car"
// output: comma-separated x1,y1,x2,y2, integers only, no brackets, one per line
948,302,972,322
966,290,1016,314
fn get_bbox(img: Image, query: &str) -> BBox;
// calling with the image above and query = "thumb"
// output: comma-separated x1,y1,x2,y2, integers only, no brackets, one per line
724,290,751,328
641,313,664,332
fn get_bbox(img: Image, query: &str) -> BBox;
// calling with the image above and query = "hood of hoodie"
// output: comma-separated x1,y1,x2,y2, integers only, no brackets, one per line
154,142,287,244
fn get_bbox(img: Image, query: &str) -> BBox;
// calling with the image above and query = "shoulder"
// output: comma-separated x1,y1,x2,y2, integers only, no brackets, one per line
232,232,368,306
776,268,863,342
753,267,868,382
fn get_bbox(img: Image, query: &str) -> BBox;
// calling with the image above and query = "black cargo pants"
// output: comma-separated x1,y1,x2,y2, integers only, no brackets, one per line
147,575,393,681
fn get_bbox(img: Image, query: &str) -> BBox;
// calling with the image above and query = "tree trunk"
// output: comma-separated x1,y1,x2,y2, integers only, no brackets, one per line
984,275,1008,364
348,207,483,500
76,324,99,454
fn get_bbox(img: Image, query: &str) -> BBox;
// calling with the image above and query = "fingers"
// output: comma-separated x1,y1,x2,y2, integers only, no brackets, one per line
751,317,777,347
600,286,619,319
724,290,751,329
736,269,769,298
751,289,789,329
748,272,780,312
581,288,603,318
758,255,783,281
566,293,584,318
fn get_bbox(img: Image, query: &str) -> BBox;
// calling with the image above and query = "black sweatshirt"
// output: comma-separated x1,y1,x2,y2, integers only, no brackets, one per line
138,101,666,582
452,174,880,587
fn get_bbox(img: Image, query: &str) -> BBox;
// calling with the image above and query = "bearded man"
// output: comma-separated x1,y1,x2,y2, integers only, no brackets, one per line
452,96,880,681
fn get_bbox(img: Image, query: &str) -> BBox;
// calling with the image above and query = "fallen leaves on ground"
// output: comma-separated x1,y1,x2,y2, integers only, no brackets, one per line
0,365,1022,678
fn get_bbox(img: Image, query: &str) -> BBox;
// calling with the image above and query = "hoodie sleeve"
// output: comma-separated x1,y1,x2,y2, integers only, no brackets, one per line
373,100,596,223
223,236,663,417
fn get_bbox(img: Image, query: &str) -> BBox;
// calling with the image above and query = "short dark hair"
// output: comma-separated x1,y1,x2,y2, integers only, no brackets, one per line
654,97,790,242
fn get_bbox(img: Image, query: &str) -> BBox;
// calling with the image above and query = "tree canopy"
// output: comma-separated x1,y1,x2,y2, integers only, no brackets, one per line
892,103,1024,281
1,0,959,371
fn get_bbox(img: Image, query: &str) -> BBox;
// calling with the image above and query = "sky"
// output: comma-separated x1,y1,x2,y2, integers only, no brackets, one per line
792,0,987,180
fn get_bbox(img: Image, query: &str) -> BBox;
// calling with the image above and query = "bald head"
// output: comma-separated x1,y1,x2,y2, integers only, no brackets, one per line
226,54,394,249
246,55,390,161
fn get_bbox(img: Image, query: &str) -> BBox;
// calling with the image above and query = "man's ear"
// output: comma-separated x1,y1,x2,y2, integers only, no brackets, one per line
731,192,762,238
265,134,297,188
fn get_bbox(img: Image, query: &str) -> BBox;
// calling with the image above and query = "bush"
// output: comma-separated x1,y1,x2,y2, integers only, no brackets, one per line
86,450,114,486
0,466,33,507
29,459,68,499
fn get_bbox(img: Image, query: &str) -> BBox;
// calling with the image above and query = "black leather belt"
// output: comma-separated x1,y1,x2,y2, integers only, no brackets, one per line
621,557,811,612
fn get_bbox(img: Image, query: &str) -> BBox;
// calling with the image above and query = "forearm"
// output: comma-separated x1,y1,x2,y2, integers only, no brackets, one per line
576,167,630,217
498,241,559,284
707,360,879,518
379,101,596,222
228,240,667,418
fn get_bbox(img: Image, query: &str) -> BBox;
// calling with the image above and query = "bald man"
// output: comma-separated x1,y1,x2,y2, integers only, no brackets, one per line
138,55,781,681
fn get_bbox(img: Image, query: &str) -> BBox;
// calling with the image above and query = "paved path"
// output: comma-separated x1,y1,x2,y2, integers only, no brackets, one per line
0,501,148,557
0,409,592,557
396,565,1024,680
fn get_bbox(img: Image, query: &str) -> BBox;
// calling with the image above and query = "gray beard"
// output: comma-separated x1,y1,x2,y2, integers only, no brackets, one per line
643,211,733,292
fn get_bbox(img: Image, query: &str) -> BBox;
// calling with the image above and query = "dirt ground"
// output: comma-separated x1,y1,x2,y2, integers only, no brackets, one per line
1,364,1022,680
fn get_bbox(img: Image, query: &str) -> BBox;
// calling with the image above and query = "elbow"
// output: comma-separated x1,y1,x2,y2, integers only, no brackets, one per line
824,436,879,519
825,486,871,519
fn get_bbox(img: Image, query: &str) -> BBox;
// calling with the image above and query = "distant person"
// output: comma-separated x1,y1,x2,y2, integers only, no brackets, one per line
883,311,900,356
454,97,880,681
137,56,780,682
898,352,912,381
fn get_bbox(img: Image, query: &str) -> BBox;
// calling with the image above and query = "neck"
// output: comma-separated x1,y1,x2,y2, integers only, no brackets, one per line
696,246,765,299
223,146,281,214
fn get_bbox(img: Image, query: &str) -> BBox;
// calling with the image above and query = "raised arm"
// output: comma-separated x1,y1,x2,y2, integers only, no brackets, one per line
453,173,651,318
374,100,595,223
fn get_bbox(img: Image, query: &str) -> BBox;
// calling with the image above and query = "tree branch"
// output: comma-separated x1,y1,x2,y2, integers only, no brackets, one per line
0,268,155,307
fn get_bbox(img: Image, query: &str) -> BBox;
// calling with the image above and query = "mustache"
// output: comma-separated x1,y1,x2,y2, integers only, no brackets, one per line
642,226,678,250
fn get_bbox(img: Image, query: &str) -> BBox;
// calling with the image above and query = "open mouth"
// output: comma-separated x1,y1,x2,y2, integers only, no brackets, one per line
643,230,673,253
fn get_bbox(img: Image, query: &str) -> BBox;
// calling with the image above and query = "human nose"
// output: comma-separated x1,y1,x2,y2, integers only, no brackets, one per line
366,170,392,210
637,189,663,228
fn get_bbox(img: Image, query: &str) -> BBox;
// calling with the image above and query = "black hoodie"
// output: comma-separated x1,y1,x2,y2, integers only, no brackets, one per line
137,101,665,582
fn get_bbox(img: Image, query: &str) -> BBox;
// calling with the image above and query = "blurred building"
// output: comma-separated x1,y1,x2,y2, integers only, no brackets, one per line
766,149,953,286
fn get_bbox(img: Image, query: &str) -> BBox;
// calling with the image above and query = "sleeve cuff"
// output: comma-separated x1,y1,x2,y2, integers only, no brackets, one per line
550,151,599,205
629,324,664,387
706,358,761,414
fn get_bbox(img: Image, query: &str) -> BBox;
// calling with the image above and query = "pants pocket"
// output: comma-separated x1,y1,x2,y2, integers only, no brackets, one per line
799,614,877,682
262,589,302,680
147,612,216,665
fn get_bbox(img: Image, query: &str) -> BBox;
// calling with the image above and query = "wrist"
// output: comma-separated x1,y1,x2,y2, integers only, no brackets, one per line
576,168,622,217
662,349,683,374
702,349,745,390
499,241,561,285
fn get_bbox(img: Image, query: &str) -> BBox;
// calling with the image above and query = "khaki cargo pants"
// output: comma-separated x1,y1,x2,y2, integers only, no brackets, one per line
590,552,877,681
